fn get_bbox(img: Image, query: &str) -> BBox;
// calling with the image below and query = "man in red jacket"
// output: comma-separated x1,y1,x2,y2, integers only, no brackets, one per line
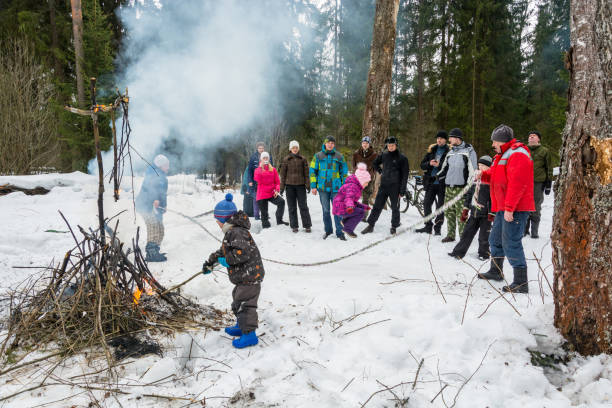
475,124,534,293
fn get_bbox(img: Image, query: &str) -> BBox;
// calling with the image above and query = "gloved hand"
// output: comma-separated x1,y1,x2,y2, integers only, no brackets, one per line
346,207,354,214
487,213,495,222
543,180,552,195
218,257,229,268
460,208,469,223
202,266,212,275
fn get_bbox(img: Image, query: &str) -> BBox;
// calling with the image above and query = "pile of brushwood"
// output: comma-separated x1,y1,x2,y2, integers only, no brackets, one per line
0,214,229,374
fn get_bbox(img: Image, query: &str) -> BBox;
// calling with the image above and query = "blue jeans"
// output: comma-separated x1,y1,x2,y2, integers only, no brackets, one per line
319,191,343,236
489,211,529,268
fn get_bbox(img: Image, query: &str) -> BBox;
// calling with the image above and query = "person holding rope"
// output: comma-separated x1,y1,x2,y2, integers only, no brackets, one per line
448,155,493,260
280,140,312,233
415,130,450,235
361,136,409,235
352,136,378,221
254,152,288,229
310,136,349,240
435,128,478,243
476,124,534,294
203,200,264,349
135,154,169,262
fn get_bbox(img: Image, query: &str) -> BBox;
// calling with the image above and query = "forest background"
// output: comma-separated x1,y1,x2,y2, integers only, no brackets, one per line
0,0,569,180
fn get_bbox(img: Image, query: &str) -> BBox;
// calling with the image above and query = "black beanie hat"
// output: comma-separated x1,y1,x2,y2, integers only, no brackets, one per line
478,155,493,167
491,124,514,143
448,128,463,139
324,135,336,143
528,130,541,140
385,136,398,145
436,130,448,140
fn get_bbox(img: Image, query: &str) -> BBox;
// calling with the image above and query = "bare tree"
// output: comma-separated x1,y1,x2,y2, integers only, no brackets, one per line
0,39,59,175
70,0,86,107
551,0,612,355
361,0,400,149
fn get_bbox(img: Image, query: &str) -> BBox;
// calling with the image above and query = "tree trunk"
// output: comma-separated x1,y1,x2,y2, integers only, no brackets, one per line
48,0,63,81
70,0,86,107
361,0,400,149
551,0,612,356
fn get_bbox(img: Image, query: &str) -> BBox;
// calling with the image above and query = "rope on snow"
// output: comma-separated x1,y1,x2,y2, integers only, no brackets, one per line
167,171,476,267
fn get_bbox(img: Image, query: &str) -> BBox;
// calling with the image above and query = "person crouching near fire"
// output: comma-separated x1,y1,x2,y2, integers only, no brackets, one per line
202,194,265,349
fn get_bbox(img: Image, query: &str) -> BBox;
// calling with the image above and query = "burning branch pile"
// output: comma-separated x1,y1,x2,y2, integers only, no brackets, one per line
1,215,228,370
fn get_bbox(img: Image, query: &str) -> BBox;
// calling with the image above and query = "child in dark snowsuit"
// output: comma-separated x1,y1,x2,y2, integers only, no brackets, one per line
448,156,494,260
203,195,265,349
332,163,372,238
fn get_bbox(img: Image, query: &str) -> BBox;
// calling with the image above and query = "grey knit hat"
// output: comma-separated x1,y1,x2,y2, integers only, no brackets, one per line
491,125,514,143
478,155,493,167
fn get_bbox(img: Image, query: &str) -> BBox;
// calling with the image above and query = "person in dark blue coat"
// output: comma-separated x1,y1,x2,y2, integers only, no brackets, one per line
136,154,169,262
247,142,273,220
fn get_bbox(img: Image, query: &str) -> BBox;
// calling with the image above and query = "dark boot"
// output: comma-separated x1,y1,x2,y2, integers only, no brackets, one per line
415,226,432,234
261,219,271,228
530,221,540,239
145,242,166,262
478,257,504,281
361,224,374,234
502,267,528,293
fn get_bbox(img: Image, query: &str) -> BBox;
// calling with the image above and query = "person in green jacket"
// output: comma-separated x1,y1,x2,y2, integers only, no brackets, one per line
526,131,552,238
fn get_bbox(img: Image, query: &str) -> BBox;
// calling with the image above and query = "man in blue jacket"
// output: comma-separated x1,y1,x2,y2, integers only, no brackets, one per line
247,142,273,220
309,136,348,240
136,154,170,262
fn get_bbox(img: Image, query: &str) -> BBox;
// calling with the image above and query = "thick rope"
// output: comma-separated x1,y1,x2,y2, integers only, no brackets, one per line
168,172,475,267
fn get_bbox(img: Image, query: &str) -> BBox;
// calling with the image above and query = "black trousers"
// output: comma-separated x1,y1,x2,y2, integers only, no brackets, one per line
422,183,446,232
367,184,401,228
257,195,285,226
452,215,491,258
285,185,312,228
232,284,261,334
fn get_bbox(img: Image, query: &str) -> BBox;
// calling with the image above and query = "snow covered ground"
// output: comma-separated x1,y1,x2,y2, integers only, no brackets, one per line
0,172,610,407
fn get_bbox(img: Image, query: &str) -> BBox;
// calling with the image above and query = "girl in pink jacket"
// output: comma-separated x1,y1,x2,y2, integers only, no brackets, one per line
253,152,288,228
332,163,371,237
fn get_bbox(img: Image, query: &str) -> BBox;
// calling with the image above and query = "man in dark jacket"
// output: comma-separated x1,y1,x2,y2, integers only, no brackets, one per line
203,208,264,349
352,136,378,220
448,156,494,260
361,137,410,235
247,142,273,220
280,140,312,233
415,130,450,235
135,154,169,262
525,131,552,238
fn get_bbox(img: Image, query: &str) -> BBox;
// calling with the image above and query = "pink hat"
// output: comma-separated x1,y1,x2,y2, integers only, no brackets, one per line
354,162,371,185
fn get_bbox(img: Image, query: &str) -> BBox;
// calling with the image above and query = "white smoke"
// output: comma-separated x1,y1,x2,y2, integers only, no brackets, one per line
90,0,315,175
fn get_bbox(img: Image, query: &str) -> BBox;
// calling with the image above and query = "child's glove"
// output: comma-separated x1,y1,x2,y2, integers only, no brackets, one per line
218,257,229,268
487,213,495,222
346,207,354,214
543,180,552,195
460,208,469,223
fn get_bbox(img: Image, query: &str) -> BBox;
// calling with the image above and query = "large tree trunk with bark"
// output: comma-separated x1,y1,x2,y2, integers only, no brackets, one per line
361,0,399,149
70,0,85,107
552,0,612,356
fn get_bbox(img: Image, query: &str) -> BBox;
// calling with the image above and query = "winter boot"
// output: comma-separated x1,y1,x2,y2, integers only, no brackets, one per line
530,221,540,239
261,219,271,228
478,257,504,281
502,267,529,293
415,226,432,234
277,219,289,226
305,227,312,233
390,227,397,235
292,228,299,233
224,322,242,337
337,234,347,241
441,236,455,243
232,331,258,349
145,242,166,262
322,232,332,239
361,224,374,234
434,229,442,236
345,230,357,238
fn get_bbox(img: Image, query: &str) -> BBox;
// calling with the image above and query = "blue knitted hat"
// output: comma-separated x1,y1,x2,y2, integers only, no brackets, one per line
214,193,237,224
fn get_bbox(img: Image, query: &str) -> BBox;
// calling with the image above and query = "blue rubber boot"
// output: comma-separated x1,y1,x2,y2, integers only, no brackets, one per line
232,331,258,349
224,322,242,337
